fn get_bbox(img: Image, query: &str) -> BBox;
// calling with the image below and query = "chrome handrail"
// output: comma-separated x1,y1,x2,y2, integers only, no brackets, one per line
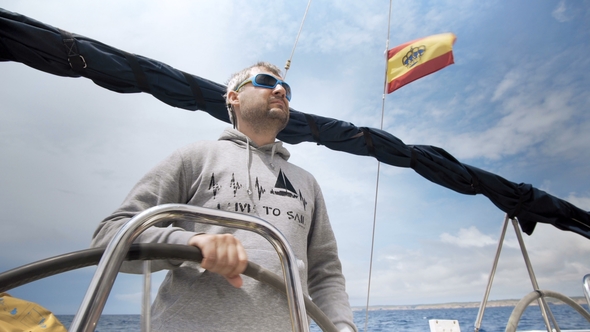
141,261,151,332
511,218,557,332
474,215,559,332
584,274,590,308
70,204,309,332
474,214,510,332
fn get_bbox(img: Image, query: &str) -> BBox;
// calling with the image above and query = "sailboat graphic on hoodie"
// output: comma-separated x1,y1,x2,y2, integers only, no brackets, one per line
270,169,298,198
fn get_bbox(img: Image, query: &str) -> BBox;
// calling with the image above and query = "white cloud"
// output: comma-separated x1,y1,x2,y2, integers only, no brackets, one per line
345,222,590,306
388,46,590,165
440,226,497,248
565,194,590,210
449,88,576,160
491,71,520,102
552,0,573,22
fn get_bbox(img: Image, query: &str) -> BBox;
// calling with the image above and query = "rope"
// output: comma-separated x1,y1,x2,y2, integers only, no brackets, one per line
283,0,313,79
363,0,394,331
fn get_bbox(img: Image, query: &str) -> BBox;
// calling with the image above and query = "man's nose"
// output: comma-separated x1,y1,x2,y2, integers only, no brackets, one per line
273,84,287,99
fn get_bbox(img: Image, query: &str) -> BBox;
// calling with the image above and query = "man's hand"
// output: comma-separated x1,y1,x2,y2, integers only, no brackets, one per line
188,233,248,288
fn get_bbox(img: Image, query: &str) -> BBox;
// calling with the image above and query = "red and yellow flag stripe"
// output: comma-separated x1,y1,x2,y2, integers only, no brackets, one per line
387,33,456,93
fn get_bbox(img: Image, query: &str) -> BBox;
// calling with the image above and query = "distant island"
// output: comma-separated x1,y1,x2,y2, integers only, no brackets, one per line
352,296,588,311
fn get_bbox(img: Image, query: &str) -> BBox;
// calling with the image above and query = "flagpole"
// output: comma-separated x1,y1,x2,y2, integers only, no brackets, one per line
363,0,393,331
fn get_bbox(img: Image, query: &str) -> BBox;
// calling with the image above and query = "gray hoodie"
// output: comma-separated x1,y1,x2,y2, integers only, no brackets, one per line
91,128,357,331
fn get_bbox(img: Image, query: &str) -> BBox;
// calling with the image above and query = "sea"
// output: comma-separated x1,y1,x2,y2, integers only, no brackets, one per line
56,304,590,331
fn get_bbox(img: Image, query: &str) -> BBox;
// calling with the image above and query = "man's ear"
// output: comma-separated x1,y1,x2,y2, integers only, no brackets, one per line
227,90,240,107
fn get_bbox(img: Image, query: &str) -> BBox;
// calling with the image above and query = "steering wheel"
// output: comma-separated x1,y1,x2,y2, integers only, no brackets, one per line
505,289,590,332
0,243,338,332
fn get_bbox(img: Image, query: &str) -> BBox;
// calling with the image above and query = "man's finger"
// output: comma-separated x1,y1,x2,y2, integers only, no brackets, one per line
225,275,243,288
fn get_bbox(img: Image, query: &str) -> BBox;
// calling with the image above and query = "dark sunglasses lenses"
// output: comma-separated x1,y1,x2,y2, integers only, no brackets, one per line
254,74,278,86
254,74,291,101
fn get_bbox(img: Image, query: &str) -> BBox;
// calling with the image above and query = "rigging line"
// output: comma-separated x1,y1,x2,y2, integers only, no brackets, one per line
363,0,393,331
283,0,313,79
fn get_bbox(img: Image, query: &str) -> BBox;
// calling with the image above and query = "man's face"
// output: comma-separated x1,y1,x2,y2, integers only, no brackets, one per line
232,67,290,132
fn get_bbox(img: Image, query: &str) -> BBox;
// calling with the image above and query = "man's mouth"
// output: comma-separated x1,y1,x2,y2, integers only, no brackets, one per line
269,99,286,108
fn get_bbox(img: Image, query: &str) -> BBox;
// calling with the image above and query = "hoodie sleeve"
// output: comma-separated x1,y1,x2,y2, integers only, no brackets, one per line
90,148,199,273
306,183,358,332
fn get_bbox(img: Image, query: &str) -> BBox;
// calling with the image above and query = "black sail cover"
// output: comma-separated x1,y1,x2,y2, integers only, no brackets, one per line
1,8,589,239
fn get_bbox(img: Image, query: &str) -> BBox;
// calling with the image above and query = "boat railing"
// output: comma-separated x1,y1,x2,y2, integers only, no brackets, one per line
584,274,590,309
474,214,590,332
69,204,310,332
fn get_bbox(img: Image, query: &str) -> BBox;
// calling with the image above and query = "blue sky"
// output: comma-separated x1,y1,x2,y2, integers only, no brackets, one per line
1,0,589,322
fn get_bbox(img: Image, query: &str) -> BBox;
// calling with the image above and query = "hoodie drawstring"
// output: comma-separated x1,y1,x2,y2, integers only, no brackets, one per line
232,129,287,197
270,144,277,170
245,137,253,196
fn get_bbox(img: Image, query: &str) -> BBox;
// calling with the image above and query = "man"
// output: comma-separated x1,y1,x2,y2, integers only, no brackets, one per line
91,62,357,331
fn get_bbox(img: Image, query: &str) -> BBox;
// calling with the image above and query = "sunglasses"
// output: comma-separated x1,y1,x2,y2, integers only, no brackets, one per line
235,73,292,101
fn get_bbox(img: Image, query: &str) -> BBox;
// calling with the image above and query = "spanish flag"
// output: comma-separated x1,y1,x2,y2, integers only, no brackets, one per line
386,33,456,93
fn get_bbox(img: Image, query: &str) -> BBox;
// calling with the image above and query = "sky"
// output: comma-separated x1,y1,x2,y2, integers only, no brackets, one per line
1,0,590,323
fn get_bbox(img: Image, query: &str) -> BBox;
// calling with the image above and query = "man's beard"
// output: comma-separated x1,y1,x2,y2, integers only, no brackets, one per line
240,102,289,133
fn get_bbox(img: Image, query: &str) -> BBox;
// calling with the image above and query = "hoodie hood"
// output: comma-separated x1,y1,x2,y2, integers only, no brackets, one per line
218,128,290,197
218,128,291,161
